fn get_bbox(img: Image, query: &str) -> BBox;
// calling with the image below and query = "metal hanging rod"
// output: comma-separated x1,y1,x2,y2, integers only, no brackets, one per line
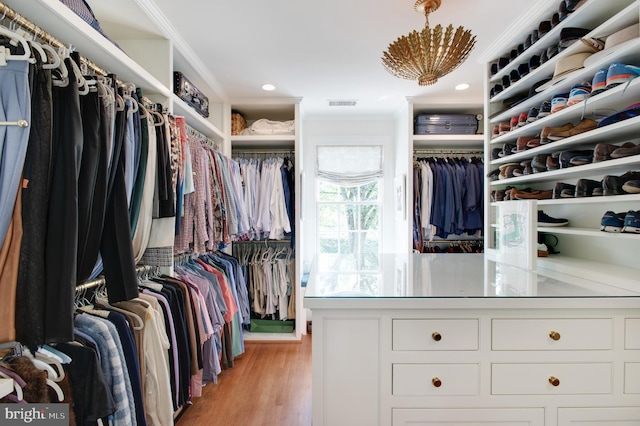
232,149,294,155
0,119,28,127
75,265,153,293
185,123,220,151
413,149,484,156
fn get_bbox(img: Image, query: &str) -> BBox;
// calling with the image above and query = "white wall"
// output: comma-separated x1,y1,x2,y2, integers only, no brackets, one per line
301,117,399,272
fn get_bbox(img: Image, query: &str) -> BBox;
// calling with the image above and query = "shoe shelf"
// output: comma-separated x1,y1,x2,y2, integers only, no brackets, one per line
488,0,637,86
490,193,640,207
491,117,640,167
490,76,640,143
484,0,640,281
538,193,640,205
537,255,640,293
490,153,640,186
489,0,639,108
538,226,640,239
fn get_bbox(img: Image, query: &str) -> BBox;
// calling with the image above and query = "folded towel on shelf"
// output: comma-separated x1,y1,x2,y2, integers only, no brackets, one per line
241,119,295,135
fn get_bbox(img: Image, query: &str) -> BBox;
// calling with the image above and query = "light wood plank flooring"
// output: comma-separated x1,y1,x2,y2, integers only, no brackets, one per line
177,334,312,426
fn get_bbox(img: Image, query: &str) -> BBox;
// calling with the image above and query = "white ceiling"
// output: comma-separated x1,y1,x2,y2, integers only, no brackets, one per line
89,0,531,117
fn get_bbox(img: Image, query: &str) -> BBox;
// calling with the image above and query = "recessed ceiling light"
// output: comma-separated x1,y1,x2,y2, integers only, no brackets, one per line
262,84,276,91
455,83,470,91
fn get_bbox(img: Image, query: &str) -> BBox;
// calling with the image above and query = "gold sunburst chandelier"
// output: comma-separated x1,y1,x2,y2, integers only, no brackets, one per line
382,0,477,86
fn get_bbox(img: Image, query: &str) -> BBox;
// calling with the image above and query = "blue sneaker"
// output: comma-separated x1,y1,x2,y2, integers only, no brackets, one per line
600,211,626,232
567,82,591,106
622,210,640,233
606,63,640,89
591,68,608,95
551,93,570,114
538,100,552,118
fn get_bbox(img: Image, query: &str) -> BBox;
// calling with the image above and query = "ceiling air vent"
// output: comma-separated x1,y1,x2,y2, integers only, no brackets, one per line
328,99,358,107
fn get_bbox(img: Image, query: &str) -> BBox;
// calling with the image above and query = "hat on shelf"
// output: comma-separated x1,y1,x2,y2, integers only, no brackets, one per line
583,23,640,68
535,51,593,92
559,27,591,50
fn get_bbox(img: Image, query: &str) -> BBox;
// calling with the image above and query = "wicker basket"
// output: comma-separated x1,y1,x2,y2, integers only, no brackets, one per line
231,111,247,135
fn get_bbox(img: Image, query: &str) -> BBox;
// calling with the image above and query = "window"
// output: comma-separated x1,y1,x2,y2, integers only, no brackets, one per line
315,146,383,295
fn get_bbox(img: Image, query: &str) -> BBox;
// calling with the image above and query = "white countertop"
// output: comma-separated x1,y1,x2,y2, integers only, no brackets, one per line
303,254,640,310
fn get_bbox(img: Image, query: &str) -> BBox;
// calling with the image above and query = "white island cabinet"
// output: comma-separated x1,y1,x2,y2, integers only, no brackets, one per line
304,254,640,426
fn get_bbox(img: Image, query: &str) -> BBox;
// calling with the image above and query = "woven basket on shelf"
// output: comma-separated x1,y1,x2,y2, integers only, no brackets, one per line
231,111,247,135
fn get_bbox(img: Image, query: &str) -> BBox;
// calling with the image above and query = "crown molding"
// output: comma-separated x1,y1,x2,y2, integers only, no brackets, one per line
477,0,558,64
134,0,227,101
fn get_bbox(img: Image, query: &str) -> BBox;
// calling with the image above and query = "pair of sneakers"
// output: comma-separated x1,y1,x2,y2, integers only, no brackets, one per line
592,63,640,96
600,210,640,233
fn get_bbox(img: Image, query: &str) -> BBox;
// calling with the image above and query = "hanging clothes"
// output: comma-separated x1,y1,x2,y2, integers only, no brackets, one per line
413,155,484,250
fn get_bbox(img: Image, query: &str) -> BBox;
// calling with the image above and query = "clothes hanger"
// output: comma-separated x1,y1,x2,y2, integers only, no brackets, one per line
93,288,145,330
0,366,25,401
0,17,32,65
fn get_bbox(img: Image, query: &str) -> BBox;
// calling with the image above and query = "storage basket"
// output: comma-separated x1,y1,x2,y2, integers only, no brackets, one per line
231,111,247,135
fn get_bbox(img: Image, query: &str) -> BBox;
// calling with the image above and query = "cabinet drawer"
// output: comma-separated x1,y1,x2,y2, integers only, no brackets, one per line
393,319,478,351
625,318,640,349
393,408,545,425
558,407,640,425
625,363,640,394
492,363,612,395
492,318,612,350
392,363,479,396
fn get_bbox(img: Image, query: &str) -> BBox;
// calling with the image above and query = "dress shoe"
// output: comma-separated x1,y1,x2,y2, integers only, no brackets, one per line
569,152,593,166
594,142,635,162
487,168,500,181
491,147,502,160
622,180,640,194
520,159,532,175
532,154,551,173
559,150,593,168
513,189,553,200
553,182,574,199
515,136,538,153
499,163,521,179
526,138,541,148
546,155,560,170
611,143,640,159
492,190,506,201
499,143,515,157
575,178,601,197
547,118,598,141
603,171,640,196
498,122,510,135
541,122,573,144
531,154,549,173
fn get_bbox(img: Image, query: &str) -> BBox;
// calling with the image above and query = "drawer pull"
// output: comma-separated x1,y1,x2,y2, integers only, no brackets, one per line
548,376,560,387
432,377,442,387
432,332,442,341
549,331,561,341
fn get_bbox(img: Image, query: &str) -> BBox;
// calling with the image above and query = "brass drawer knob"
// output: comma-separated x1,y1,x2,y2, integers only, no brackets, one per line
549,376,560,387
432,332,442,341
432,377,442,387
549,331,561,341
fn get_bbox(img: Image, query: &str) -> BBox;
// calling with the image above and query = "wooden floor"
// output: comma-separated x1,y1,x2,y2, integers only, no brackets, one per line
177,334,312,426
